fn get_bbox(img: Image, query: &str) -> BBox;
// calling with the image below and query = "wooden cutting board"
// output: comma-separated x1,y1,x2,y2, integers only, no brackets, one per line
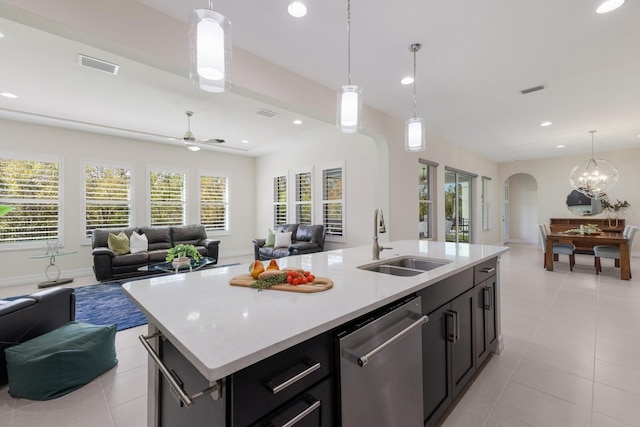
229,274,333,293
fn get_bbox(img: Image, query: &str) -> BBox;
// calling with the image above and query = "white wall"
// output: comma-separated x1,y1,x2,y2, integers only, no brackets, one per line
0,119,255,285
254,127,377,250
499,148,640,251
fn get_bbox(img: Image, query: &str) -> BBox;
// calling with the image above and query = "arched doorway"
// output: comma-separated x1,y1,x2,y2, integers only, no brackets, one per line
503,173,538,244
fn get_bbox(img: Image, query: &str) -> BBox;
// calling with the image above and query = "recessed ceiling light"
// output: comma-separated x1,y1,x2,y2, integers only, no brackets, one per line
293,119,302,125
287,2,307,18
556,145,565,149
0,92,17,99
241,139,249,144
0,33,5,39
401,76,414,85
596,0,624,13
540,121,552,127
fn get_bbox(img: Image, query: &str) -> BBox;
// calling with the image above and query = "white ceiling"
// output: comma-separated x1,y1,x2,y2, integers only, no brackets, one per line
1,0,640,162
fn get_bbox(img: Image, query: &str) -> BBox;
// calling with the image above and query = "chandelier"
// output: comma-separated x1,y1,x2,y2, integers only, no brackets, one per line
569,130,618,199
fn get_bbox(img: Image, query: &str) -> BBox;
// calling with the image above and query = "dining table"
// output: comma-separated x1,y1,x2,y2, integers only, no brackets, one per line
545,231,631,280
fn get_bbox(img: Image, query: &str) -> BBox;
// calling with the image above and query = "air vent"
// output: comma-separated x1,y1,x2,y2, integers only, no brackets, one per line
256,109,278,118
77,54,119,75
520,85,545,95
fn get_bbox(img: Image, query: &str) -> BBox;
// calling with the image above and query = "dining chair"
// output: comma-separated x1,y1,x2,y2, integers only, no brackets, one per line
594,226,637,276
537,224,576,271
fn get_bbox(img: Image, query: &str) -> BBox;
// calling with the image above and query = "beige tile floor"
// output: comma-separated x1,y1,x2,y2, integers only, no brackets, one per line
1,245,639,426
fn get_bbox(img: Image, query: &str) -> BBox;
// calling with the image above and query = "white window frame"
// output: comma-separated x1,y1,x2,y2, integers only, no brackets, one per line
80,160,134,245
147,165,187,227
273,172,288,228
0,151,64,250
316,161,345,243
419,159,438,240
199,171,229,235
292,166,314,225
481,176,491,231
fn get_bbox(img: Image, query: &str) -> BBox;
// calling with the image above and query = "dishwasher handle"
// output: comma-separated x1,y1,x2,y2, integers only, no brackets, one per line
357,314,428,367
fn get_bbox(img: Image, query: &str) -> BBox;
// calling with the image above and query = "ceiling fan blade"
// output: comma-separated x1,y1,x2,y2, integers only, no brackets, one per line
197,143,248,152
198,138,226,144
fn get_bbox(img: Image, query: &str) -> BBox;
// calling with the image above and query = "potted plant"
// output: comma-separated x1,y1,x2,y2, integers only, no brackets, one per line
166,244,202,267
601,198,630,226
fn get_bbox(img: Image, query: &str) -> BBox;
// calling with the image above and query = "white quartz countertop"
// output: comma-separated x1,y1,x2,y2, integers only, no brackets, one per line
123,240,508,381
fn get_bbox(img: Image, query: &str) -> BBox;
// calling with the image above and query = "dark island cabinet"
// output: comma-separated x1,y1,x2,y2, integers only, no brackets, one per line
474,259,499,367
418,269,476,427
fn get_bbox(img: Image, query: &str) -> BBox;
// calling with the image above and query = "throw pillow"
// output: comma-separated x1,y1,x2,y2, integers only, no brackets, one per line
107,231,130,255
274,231,292,249
129,231,148,254
265,229,276,247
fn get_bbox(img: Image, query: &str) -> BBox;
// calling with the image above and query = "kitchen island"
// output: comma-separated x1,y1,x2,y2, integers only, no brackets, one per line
124,240,508,426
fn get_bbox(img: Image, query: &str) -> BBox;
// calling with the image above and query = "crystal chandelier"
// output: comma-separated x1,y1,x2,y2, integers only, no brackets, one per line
405,43,425,152
189,1,232,93
569,130,618,199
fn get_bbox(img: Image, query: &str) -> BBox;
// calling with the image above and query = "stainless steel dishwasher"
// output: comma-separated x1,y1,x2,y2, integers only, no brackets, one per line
337,295,427,426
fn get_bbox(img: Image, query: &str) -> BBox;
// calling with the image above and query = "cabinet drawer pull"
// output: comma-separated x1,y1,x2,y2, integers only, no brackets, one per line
139,333,221,407
446,310,459,343
264,394,321,427
482,287,492,310
479,267,496,274
281,395,321,427
266,358,321,395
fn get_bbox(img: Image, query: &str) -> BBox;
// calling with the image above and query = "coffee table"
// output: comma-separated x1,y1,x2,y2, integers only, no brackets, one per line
138,257,217,274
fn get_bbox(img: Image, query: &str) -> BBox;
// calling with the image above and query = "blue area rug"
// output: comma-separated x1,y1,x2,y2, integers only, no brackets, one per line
74,282,147,332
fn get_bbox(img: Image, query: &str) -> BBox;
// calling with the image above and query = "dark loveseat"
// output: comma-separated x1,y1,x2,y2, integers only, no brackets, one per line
0,287,75,387
92,224,220,282
253,224,325,261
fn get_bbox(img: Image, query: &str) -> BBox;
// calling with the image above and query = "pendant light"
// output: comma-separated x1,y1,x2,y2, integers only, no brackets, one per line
405,43,425,152
569,130,618,199
337,0,362,134
189,1,232,93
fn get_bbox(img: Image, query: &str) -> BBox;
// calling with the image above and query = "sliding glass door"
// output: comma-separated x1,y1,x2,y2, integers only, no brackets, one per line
444,170,473,243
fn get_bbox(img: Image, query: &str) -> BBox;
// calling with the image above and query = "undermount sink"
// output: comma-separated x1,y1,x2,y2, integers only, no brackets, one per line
358,256,451,277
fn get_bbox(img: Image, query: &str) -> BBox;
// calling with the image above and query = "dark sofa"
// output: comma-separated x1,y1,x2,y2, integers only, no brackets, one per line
92,224,220,282
0,287,75,387
253,224,325,260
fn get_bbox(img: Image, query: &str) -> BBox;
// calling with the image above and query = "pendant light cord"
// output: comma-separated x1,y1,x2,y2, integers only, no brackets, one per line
412,48,417,119
209,0,213,10
347,0,352,85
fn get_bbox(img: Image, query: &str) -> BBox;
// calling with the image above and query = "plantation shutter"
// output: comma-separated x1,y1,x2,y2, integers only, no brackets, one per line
200,175,228,231
150,171,185,226
84,164,131,238
0,158,60,243
273,175,287,227
322,167,343,237
295,171,312,225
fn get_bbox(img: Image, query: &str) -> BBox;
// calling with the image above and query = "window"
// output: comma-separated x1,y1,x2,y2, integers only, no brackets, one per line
445,167,477,243
481,176,491,231
0,156,61,247
273,174,287,228
83,162,132,240
200,174,228,232
294,169,313,225
320,163,344,242
418,159,438,240
149,169,185,226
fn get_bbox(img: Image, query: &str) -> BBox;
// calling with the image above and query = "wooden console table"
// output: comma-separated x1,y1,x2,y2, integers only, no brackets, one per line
545,232,630,280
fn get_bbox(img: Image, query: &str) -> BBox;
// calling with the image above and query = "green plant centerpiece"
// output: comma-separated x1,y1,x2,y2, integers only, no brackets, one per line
166,244,202,264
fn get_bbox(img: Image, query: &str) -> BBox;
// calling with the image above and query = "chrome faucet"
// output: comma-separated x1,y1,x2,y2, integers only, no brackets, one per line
373,208,391,260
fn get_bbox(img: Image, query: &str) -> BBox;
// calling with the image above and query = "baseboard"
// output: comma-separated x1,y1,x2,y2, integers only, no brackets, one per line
0,267,94,288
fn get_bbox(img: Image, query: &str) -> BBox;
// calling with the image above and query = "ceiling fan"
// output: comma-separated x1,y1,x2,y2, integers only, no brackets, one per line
167,110,227,152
